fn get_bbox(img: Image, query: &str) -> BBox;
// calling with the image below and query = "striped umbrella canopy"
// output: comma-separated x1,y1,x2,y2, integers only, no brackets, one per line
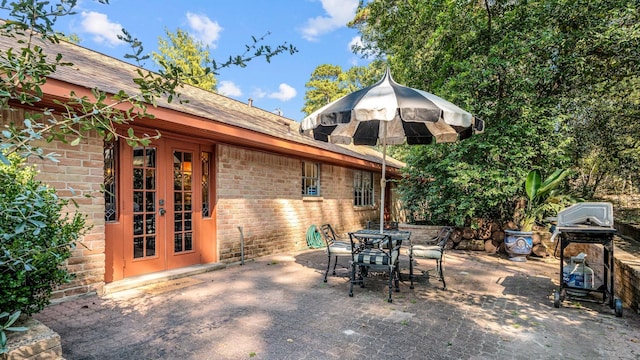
300,68,485,233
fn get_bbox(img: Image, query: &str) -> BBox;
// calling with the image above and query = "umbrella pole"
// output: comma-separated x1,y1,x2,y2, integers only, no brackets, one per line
379,123,387,234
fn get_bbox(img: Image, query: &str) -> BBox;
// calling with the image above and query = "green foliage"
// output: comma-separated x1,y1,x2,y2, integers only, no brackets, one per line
351,0,639,225
152,28,218,92
555,1,640,198
56,32,81,44
1,310,28,355
520,169,576,231
0,0,297,162
0,154,86,316
0,0,169,160
302,64,344,115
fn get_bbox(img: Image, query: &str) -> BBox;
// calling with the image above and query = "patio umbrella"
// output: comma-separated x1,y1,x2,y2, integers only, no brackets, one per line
300,68,485,233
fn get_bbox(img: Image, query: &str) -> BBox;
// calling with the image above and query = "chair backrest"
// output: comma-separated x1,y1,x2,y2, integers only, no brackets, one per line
319,224,339,246
366,221,399,230
436,226,454,248
349,232,397,254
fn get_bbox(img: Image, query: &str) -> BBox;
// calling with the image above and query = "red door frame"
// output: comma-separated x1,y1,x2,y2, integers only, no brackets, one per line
105,132,217,282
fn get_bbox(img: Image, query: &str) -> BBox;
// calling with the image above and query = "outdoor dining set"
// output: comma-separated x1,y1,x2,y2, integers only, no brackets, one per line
318,223,453,302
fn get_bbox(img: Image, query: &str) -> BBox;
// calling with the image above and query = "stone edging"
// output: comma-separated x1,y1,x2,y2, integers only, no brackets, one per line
6,318,62,359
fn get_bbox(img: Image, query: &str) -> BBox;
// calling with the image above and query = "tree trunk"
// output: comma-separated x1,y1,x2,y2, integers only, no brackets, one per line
457,239,485,251
531,243,549,257
532,232,542,245
450,229,463,244
477,226,492,240
484,239,498,254
492,230,505,244
461,227,476,239
443,238,455,250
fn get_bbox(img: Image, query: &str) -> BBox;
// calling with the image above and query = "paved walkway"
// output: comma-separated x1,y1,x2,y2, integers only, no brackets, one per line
35,250,640,360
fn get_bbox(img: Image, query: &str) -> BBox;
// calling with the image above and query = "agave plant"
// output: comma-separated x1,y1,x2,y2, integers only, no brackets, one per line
519,169,576,232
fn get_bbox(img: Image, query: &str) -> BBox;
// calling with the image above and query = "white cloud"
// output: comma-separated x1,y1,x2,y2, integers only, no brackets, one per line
301,0,359,41
268,83,297,101
186,12,222,48
218,81,242,97
80,11,124,46
251,88,267,99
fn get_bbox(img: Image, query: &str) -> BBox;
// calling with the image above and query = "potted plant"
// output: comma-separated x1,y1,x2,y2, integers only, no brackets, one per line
504,169,575,261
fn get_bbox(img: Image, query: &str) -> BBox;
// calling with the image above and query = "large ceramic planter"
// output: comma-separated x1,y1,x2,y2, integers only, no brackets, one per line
504,230,533,262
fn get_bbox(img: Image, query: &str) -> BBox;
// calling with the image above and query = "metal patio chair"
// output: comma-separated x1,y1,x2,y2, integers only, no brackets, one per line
348,232,401,303
319,224,352,282
407,226,453,290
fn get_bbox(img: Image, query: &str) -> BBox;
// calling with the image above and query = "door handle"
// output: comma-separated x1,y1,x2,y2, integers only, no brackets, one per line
159,208,166,216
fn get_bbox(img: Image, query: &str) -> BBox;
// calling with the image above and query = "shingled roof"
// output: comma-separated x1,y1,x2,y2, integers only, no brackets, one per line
0,34,404,171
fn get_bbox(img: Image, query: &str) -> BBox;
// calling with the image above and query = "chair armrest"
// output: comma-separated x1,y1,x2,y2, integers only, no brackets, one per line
423,226,453,247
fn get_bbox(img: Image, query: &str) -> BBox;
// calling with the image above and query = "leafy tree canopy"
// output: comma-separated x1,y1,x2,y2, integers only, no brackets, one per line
56,32,80,44
348,0,640,225
152,28,218,92
302,60,386,115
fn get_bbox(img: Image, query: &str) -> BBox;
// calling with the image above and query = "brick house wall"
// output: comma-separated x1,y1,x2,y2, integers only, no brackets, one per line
215,144,379,263
3,110,385,299
1,109,106,299
1,32,402,301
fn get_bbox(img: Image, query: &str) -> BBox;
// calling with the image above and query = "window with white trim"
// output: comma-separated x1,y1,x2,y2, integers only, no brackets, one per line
354,170,374,206
302,162,320,196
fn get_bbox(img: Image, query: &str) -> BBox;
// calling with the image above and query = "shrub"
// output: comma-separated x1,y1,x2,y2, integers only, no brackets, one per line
0,154,86,316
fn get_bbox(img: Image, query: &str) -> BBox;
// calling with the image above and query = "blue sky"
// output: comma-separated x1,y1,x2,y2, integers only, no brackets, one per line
36,0,370,121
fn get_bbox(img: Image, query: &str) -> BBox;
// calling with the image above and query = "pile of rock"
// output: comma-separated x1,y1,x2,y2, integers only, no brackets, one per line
445,220,553,257
398,221,554,257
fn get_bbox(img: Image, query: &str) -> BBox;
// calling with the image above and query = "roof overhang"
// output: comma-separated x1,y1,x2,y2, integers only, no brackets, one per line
37,78,400,176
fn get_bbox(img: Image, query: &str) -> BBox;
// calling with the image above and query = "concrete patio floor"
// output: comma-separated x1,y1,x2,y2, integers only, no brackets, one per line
35,249,640,359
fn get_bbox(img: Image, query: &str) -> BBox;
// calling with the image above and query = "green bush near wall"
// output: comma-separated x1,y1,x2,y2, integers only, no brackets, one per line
0,154,86,316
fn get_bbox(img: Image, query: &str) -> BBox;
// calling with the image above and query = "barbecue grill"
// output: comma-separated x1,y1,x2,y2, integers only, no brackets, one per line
550,202,623,317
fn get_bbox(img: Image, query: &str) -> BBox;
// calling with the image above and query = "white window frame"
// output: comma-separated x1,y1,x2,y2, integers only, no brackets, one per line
302,161,320,196
354,170,374,206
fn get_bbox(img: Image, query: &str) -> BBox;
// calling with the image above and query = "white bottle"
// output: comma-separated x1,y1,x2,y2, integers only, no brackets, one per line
562,252,594,296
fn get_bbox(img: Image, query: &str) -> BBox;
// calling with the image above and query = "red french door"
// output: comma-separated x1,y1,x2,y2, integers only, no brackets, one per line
120,138,208,278
166,140,201,269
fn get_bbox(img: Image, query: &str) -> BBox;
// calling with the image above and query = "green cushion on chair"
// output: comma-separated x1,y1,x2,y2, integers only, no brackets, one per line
410,244,442,259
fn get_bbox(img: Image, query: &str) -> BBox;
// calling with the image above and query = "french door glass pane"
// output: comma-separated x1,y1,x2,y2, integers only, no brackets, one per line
201,152,210,217
173,150,194,253
104,141,117,222
146,236,156,256
132,146,157,259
